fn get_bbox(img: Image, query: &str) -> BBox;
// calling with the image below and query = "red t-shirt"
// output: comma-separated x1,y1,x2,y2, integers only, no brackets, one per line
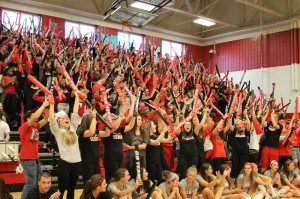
279,129,292,156
19,122,41,160
1,76,16,94
210,132,227,159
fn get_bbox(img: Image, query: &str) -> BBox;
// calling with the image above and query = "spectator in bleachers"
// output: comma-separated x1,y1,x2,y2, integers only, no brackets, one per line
123,115,150,179
102,94,136,182
0,103,8,122
0,112,10,142
1,63,19,127
57,78,71,115
77,109,111,184
145,120,170,184
0,43,8,62
25,170,60,199
19,99,50,199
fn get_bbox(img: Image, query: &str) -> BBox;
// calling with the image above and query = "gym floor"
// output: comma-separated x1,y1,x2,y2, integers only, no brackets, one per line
10,189,83,199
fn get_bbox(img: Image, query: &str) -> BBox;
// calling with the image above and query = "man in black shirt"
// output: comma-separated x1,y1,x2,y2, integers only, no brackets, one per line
26,171,60,199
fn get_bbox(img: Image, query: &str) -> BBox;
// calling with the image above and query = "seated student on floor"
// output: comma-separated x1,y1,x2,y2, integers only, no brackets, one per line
80,174,112,199
25,170,60,199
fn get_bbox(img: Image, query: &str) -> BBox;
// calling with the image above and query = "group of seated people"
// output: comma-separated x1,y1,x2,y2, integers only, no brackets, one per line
9,159,300,199
1,23,300,199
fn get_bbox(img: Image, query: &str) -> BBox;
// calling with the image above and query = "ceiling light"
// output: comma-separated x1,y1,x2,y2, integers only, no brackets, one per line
193,18,216,26
130,2,155,12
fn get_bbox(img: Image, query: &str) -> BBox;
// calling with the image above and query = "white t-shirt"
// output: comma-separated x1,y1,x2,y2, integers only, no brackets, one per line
0,120,10,140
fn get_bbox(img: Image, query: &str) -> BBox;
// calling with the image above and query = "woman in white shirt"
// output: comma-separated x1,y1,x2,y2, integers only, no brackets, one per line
49,93,81,199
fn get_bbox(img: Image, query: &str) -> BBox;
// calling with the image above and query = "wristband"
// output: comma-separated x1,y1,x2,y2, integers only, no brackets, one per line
135,145,139,151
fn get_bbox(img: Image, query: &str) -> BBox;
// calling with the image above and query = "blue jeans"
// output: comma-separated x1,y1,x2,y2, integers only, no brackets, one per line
20,160,42,199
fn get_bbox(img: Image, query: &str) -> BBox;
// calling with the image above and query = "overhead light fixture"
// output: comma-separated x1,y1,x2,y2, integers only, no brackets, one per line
130,1,155,12
193,18,215,26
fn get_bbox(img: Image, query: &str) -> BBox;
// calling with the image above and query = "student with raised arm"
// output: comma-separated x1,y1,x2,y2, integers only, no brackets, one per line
131,168,162,199
124,114,150,179
48,93,81,199
19,99,49,199
107,168,143,199
260,108,283,172
102,95,136,182
78,109,111,184
174,107,207,180
196,163,226,199
227,109,251,181
218,164,246,199
145,120,170,183
207,114,230,173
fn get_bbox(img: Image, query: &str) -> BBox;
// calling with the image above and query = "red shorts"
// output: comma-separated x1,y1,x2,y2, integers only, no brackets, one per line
260,146,279,168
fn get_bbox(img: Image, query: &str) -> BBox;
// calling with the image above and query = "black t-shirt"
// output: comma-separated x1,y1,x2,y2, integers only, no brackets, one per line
78,129,101,163
0,51,8,62
263,122,283,148
178,132,198,157
146,133,161,164
82,190,112,199
25,186,56,199
60,86,72,102
102,126,125,160
227,129,250,154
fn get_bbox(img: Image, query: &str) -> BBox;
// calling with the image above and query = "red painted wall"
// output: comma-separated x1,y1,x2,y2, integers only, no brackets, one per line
200,29,300,73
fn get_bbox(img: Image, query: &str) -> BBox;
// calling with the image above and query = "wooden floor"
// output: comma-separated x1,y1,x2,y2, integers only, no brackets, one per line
11,189,83,199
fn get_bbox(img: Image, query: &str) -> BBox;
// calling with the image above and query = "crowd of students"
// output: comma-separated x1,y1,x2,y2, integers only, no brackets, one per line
1,23,300,199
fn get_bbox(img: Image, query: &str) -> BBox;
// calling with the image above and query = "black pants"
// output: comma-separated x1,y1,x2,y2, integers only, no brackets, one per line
177,155,198,180
147,162,162,184
249,151,259,165
212,157,226,174
104,158,123,182
3,93,18,122
81,161,100,185
57,159,80,199
279,156,292,169
230,153,249,178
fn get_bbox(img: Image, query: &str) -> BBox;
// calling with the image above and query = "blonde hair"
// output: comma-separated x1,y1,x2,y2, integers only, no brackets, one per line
61,128,77,145
187,165,198,174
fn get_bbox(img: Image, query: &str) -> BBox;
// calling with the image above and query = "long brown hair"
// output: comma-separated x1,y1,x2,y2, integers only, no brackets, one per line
80,174,105,199
109,168,128,183
77,113,93,133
